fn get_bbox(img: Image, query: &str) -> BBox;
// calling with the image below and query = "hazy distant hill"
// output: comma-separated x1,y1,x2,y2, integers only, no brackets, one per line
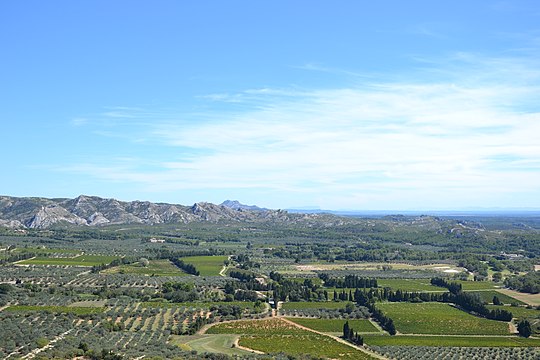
0,195,338,229
220,200,267,211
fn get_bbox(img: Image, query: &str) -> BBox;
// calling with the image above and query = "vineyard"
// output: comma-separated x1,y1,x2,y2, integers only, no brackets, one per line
378,302,512,335
207,318,377,359
286,317,380,333
179,256,229,276
370,346,540,360
207,318,311,335
364,335,540,347
240,334,376,359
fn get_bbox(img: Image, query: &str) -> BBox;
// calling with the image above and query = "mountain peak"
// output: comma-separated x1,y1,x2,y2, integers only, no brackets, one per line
220,200,267,211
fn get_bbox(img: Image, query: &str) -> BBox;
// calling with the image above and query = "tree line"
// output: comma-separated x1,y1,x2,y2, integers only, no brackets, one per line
319,274,378,289
170,258,200,276
430,277,462,294
343,320,364,345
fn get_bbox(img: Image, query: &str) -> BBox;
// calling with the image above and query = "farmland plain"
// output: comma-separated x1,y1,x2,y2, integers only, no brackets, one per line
1,206,540,359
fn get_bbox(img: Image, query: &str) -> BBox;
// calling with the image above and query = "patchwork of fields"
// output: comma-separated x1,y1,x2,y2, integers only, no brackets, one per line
1,235,538,359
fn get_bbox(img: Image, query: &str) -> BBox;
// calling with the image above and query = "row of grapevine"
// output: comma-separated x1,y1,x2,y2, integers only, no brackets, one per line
369,346,540,360
279,307,370,319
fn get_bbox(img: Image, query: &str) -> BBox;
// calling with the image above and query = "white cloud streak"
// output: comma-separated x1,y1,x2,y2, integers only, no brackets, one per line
63,53,540,209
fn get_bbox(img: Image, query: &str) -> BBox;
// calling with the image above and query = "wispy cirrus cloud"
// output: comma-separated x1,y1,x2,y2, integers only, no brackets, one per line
61,52,540,209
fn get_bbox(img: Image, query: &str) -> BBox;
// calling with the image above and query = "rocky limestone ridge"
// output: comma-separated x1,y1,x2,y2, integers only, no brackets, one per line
0,195,341,229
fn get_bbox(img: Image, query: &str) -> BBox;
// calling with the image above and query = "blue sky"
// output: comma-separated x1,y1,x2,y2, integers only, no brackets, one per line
1,1,540,210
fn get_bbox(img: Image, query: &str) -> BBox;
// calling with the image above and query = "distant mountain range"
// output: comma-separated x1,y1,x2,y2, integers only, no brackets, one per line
0,195,339,229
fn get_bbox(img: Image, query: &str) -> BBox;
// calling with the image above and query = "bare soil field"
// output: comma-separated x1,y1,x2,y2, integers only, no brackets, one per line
496,289,540,306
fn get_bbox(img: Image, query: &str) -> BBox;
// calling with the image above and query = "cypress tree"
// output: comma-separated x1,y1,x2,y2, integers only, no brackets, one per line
387,318,397,335
518,320,532,338
343,321,350,339
356,332,363,345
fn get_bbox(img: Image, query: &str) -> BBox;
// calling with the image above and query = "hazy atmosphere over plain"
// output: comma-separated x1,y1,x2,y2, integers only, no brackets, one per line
1,1,540,210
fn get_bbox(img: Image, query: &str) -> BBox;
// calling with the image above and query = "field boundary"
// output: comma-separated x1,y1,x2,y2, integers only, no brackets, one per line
232,337,264,354
219,255,232,277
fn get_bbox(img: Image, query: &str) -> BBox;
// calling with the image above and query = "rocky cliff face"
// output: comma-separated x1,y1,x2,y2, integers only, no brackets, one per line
0,195,328,229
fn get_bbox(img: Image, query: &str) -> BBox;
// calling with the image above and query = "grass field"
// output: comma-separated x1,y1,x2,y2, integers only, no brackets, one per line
240,334,376,359
281,301,352,310
180,255,228,276
378,302,511,335
364,335,540,347
5,305,103,315
17,254,119,267
496,289,540,306
207,318,311,335
377,279,442,292
103,259,188,276
469,290,526,305
286,318,379,333
486,305,540,320
456,280,501,291
170,334,251,355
